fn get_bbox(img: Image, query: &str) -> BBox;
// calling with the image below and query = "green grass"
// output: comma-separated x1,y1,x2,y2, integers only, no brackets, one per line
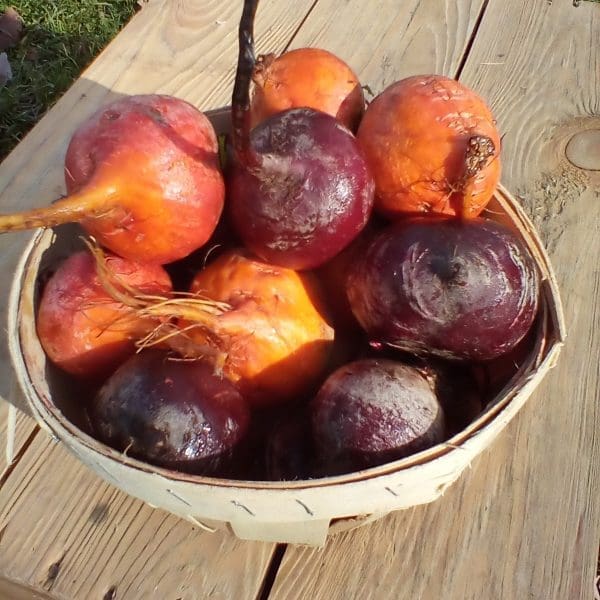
0,1,138,161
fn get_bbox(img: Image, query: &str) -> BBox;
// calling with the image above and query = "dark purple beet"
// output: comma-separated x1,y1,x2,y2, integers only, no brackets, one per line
227,1,374,270
228,108,374,269
413,358,485,436
311,358,445,475
346,216,539,361
265,408,315,481
90,351,250,474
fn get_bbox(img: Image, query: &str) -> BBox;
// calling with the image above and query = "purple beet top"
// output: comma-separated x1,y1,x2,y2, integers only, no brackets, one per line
228,108,375,270
346,216,540,360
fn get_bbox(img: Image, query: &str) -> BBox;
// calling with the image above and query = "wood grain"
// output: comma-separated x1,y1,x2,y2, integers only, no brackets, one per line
285,0,485,95
0,577,54,600
0,398,37,481
0,435,274,600
270,1,600,599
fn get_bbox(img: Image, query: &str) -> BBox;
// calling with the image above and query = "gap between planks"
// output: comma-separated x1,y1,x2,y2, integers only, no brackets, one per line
455,0,491,78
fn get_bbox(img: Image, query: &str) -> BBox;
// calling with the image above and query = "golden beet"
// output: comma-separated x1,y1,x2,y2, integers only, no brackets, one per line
0,95,224,264
357,75,501,219
251,48,364,131
37,250,172,378
175,249,335,407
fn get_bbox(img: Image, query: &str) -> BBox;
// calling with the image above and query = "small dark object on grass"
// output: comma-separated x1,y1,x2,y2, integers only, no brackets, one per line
0,7,24,51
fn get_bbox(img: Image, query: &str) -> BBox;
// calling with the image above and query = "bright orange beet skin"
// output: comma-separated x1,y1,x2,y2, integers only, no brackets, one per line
37,251,172,378
182,250,335,408
64,95,225,264
0,96,225,265
357,75,501,218
251,48,364,131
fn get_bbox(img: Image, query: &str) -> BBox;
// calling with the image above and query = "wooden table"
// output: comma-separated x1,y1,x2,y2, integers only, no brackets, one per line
0,1,598,598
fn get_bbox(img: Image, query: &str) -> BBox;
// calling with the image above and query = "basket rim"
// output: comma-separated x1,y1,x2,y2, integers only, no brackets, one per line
8,185,566,492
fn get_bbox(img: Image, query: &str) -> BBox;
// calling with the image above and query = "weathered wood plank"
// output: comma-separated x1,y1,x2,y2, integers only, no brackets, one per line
285,0,485,92
0,577,55,600
269,1,600,599
0,436,274,600
0,398,37,483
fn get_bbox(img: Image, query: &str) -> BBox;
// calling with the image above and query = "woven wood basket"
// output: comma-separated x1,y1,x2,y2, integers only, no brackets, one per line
7,108,566,546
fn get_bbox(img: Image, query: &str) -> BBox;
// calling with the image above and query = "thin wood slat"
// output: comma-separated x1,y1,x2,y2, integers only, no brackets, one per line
0,398,37,482
270,0,600,598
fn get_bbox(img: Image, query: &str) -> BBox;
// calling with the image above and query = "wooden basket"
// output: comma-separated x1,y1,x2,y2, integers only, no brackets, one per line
6,110,566,547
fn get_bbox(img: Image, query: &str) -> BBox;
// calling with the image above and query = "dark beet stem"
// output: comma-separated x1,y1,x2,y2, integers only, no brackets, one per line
232,0,262,169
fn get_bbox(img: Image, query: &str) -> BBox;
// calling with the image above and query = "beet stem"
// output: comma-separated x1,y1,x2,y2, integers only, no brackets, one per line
0,184,117,232
232,0,262,169
454,134,496,219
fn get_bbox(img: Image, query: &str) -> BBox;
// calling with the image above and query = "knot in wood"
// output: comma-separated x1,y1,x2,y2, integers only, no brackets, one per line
565,130,600,171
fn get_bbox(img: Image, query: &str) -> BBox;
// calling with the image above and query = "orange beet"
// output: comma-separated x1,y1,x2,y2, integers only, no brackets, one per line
357,75,501,219
37,250,172,378
250,48,364,131
172,249,335,408
0,95,225,264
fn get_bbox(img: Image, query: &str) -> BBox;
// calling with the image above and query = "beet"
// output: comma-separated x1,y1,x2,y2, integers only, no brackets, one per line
251,47,365,131
37,250,172,378
0,95,224,264
356,75,501,219
166,248,335,408
311,358,445,475
347,217,540,360
226,0,374,270
90,351,250,474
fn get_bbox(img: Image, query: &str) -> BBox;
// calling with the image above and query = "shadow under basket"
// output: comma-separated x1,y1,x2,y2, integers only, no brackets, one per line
7,109,566,546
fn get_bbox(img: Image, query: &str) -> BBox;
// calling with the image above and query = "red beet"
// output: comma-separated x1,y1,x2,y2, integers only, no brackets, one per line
90,351,250,474
316,221,378,332
347,217,540,360
227,1,374,270
311,358,445,474
0,95,225,264
265,409,315,481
